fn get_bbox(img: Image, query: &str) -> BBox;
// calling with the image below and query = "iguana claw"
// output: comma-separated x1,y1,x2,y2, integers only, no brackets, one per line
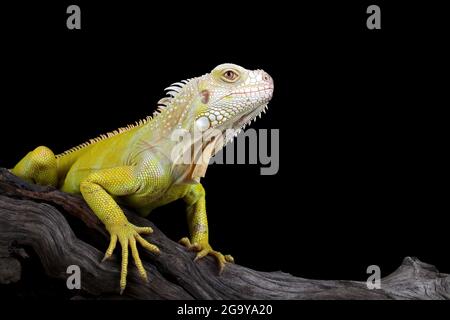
179,237,234,274
103,222,160,294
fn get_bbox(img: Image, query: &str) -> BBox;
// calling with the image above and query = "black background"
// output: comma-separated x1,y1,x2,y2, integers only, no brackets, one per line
1,0,448,291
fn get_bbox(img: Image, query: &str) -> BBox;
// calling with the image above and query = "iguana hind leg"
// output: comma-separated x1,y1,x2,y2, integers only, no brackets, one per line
11,146,58,186
179,183,234,273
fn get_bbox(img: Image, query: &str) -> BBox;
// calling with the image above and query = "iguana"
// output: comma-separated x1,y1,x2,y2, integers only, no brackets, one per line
10,63,274,293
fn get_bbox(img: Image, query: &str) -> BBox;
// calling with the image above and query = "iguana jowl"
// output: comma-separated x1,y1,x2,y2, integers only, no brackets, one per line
10,63,274,293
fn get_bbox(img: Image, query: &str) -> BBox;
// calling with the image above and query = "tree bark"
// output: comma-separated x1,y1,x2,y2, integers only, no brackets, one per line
0,168,448,299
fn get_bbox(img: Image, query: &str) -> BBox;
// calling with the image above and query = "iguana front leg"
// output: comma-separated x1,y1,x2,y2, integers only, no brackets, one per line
179,183,234,273
79,166,160,293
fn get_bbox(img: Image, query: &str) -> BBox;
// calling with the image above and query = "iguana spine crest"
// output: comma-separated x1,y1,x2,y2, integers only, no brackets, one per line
56,77,195,159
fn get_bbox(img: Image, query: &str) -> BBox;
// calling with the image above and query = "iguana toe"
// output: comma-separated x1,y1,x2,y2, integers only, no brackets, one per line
179,237,233,274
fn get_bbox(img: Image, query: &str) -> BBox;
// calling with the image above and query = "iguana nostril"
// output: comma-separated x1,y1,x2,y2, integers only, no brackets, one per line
262,73,273,83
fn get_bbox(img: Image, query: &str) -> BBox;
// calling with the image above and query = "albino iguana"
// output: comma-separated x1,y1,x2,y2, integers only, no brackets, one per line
10,63,274,293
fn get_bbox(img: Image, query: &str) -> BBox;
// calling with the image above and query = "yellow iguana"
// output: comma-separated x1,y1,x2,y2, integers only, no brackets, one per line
10,63,274,293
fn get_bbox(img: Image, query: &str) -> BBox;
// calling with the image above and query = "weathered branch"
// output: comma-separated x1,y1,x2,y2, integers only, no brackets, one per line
0,168,448,299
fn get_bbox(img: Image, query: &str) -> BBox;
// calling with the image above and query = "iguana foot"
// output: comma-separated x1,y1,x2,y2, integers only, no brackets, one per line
103,222,160,294
179,237,234,274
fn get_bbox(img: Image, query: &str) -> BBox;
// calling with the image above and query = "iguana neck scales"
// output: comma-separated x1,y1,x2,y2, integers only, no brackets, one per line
10,63,274,293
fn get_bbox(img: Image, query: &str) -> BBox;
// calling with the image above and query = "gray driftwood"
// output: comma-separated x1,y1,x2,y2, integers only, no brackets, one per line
0,168,448,299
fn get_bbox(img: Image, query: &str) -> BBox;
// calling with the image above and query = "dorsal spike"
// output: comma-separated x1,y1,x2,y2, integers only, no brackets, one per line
164,86,181,93
170,82,185,88
166,91,177,97
157,97,172,106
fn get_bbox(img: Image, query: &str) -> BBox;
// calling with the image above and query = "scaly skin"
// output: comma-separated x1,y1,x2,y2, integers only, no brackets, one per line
10,63,274,293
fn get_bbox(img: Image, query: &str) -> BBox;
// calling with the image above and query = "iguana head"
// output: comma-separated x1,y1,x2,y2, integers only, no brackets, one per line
158,63,273,139
192,63,274,135
155,63,274,178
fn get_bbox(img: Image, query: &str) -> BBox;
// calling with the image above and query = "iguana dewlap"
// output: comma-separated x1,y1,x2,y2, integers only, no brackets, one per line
10,63,274,293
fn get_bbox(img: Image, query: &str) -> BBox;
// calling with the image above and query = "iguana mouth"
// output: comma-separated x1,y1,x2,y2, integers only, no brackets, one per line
234,103,269,131
230,85,273,129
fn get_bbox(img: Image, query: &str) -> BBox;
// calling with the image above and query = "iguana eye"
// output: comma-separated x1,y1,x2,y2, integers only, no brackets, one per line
221,69,239,82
